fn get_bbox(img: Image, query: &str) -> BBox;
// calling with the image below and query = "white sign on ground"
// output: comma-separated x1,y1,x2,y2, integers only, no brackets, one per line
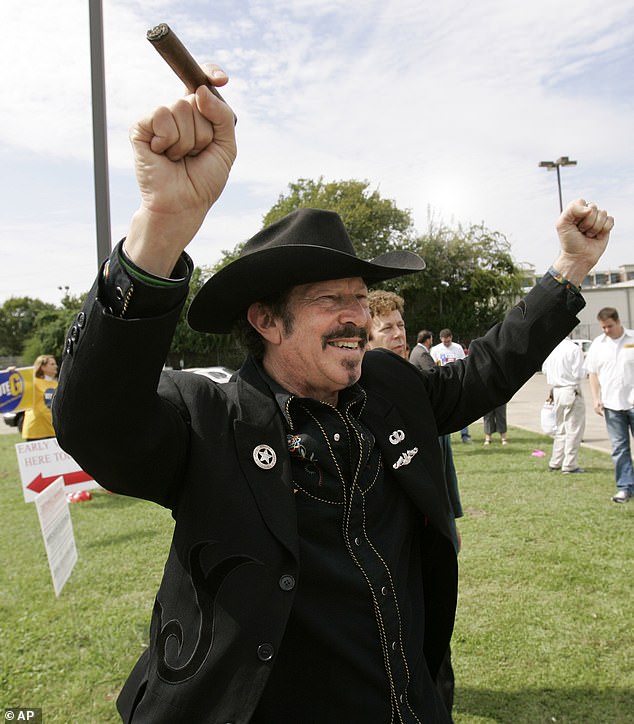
15,437,101,503
34,477,78,597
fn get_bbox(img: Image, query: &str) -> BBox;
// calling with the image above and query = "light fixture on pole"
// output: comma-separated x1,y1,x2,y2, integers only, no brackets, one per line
538,156,577,213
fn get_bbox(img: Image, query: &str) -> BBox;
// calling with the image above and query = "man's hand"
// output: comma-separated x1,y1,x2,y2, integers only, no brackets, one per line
124,64,237,277
588,373,604,417
552,199,614,286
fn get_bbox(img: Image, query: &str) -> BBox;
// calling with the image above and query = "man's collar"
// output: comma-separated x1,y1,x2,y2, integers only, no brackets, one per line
253,359,365,425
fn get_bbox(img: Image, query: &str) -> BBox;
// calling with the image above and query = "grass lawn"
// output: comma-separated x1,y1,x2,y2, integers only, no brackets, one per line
1,427,632,723
452,429,633,723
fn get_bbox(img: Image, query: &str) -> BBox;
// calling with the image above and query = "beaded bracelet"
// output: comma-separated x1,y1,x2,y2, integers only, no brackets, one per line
547,266,582,295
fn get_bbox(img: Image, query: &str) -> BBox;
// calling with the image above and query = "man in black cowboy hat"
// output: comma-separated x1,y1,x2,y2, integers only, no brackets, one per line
53,64,614,723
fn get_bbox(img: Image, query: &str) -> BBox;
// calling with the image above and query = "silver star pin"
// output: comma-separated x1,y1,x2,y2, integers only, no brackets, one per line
253,444,277,469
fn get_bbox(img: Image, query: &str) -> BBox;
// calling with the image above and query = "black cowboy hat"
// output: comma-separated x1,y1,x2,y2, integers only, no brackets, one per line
188,207,425,333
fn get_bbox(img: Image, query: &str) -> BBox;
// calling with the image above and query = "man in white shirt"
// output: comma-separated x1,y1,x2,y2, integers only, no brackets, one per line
431,329,465,366
431,329,472,443
542,337,586,474
584,307,634,503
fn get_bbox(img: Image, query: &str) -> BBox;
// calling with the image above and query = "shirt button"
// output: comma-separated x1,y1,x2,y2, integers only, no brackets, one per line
391,641,397,651
257,643,275,661
279,574,295,591
381,585,390,596
354,537,361,546
333,433,341,442
76,311,86,328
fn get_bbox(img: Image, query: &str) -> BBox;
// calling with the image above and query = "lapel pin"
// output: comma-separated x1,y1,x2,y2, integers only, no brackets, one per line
253,444,277,469
389,429,405,445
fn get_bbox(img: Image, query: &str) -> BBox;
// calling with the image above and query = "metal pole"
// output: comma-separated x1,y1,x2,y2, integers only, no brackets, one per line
555,164,563,213
89,0,112,266
539,157,577,213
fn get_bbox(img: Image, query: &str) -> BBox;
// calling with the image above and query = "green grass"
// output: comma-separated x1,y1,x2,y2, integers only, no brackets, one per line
0,433,174,723
451,429,633,723
0,428,632,723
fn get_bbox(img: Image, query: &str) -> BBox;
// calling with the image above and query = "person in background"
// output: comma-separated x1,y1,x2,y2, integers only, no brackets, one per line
367,290,462,720
431,329,472,443
365,289,408,359
541,336,586,473
482,405,508,446
585,308,634,502
22,355,58,442
410,329,435,372
367,293,464,519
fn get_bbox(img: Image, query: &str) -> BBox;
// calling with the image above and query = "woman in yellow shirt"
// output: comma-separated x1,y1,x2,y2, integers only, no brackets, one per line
22,355,58,441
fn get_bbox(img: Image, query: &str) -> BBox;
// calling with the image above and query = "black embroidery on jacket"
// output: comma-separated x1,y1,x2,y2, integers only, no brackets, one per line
155,542,258,684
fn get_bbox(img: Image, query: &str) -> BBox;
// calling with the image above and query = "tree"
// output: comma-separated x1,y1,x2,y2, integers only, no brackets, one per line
182,179,523,362
168,266,245,369
0,297,56,358
21,292,86,364
262,178,417,259
214,178,417,270
397,216,524,343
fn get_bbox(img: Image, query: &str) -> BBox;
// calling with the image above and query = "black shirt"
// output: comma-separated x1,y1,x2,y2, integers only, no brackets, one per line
252,371,447,723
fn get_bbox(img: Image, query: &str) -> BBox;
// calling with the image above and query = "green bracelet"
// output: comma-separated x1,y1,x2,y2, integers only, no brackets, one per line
547,266,581,295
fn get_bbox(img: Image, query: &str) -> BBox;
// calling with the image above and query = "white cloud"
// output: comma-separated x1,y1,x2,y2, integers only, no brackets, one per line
1,0,633,304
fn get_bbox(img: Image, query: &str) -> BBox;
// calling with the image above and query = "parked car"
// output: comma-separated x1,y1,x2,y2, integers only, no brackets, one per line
2,410,24,430
182,366,235,384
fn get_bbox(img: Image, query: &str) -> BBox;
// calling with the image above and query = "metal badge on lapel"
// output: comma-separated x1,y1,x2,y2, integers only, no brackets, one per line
253,444,277,469
389,429,405,445
393,448,419,469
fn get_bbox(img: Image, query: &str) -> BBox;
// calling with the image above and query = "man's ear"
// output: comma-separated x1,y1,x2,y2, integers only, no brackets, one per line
246,302,283,345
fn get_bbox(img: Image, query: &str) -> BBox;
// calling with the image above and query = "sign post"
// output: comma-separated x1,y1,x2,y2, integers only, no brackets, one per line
34,477,78,596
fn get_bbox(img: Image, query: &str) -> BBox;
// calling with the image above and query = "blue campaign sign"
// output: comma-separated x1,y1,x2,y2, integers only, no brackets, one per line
0,367,34,413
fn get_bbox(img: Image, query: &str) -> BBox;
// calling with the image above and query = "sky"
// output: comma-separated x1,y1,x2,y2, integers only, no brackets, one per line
2,0,634,304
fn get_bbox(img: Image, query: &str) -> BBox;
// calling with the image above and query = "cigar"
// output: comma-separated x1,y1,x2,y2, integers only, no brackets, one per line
147,23,236,123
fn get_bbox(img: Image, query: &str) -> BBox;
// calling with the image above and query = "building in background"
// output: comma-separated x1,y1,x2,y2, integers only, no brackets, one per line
519,263,633,338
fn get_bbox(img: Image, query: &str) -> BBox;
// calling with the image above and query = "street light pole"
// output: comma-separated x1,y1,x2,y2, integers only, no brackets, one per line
538,156,577,213
438,280,449,317
89,0,112,266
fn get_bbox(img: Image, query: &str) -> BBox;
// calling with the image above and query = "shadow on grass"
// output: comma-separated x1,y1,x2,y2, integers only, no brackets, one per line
455,686,634,723
78,490,149,509
81,528,163,549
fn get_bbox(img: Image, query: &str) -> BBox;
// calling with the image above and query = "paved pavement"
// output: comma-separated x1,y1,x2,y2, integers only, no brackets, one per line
506,372,611,454
0,416,19,435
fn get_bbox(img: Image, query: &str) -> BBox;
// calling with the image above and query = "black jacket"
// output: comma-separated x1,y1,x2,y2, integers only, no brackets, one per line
53,254,583,723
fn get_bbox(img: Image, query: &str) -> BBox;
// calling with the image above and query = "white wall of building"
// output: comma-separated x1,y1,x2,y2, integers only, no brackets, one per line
573,283,634,338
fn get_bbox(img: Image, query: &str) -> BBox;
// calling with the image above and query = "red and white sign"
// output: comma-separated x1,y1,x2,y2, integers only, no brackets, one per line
15,438,101,503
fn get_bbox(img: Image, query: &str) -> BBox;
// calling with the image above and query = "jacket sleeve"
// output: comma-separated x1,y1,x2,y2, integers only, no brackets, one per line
52,242,196,509
425,273,585,434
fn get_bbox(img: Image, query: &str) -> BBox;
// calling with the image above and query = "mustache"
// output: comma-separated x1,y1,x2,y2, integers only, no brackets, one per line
322,325,368,350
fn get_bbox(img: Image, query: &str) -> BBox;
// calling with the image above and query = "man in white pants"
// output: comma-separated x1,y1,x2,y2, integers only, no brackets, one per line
542,337,586,473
